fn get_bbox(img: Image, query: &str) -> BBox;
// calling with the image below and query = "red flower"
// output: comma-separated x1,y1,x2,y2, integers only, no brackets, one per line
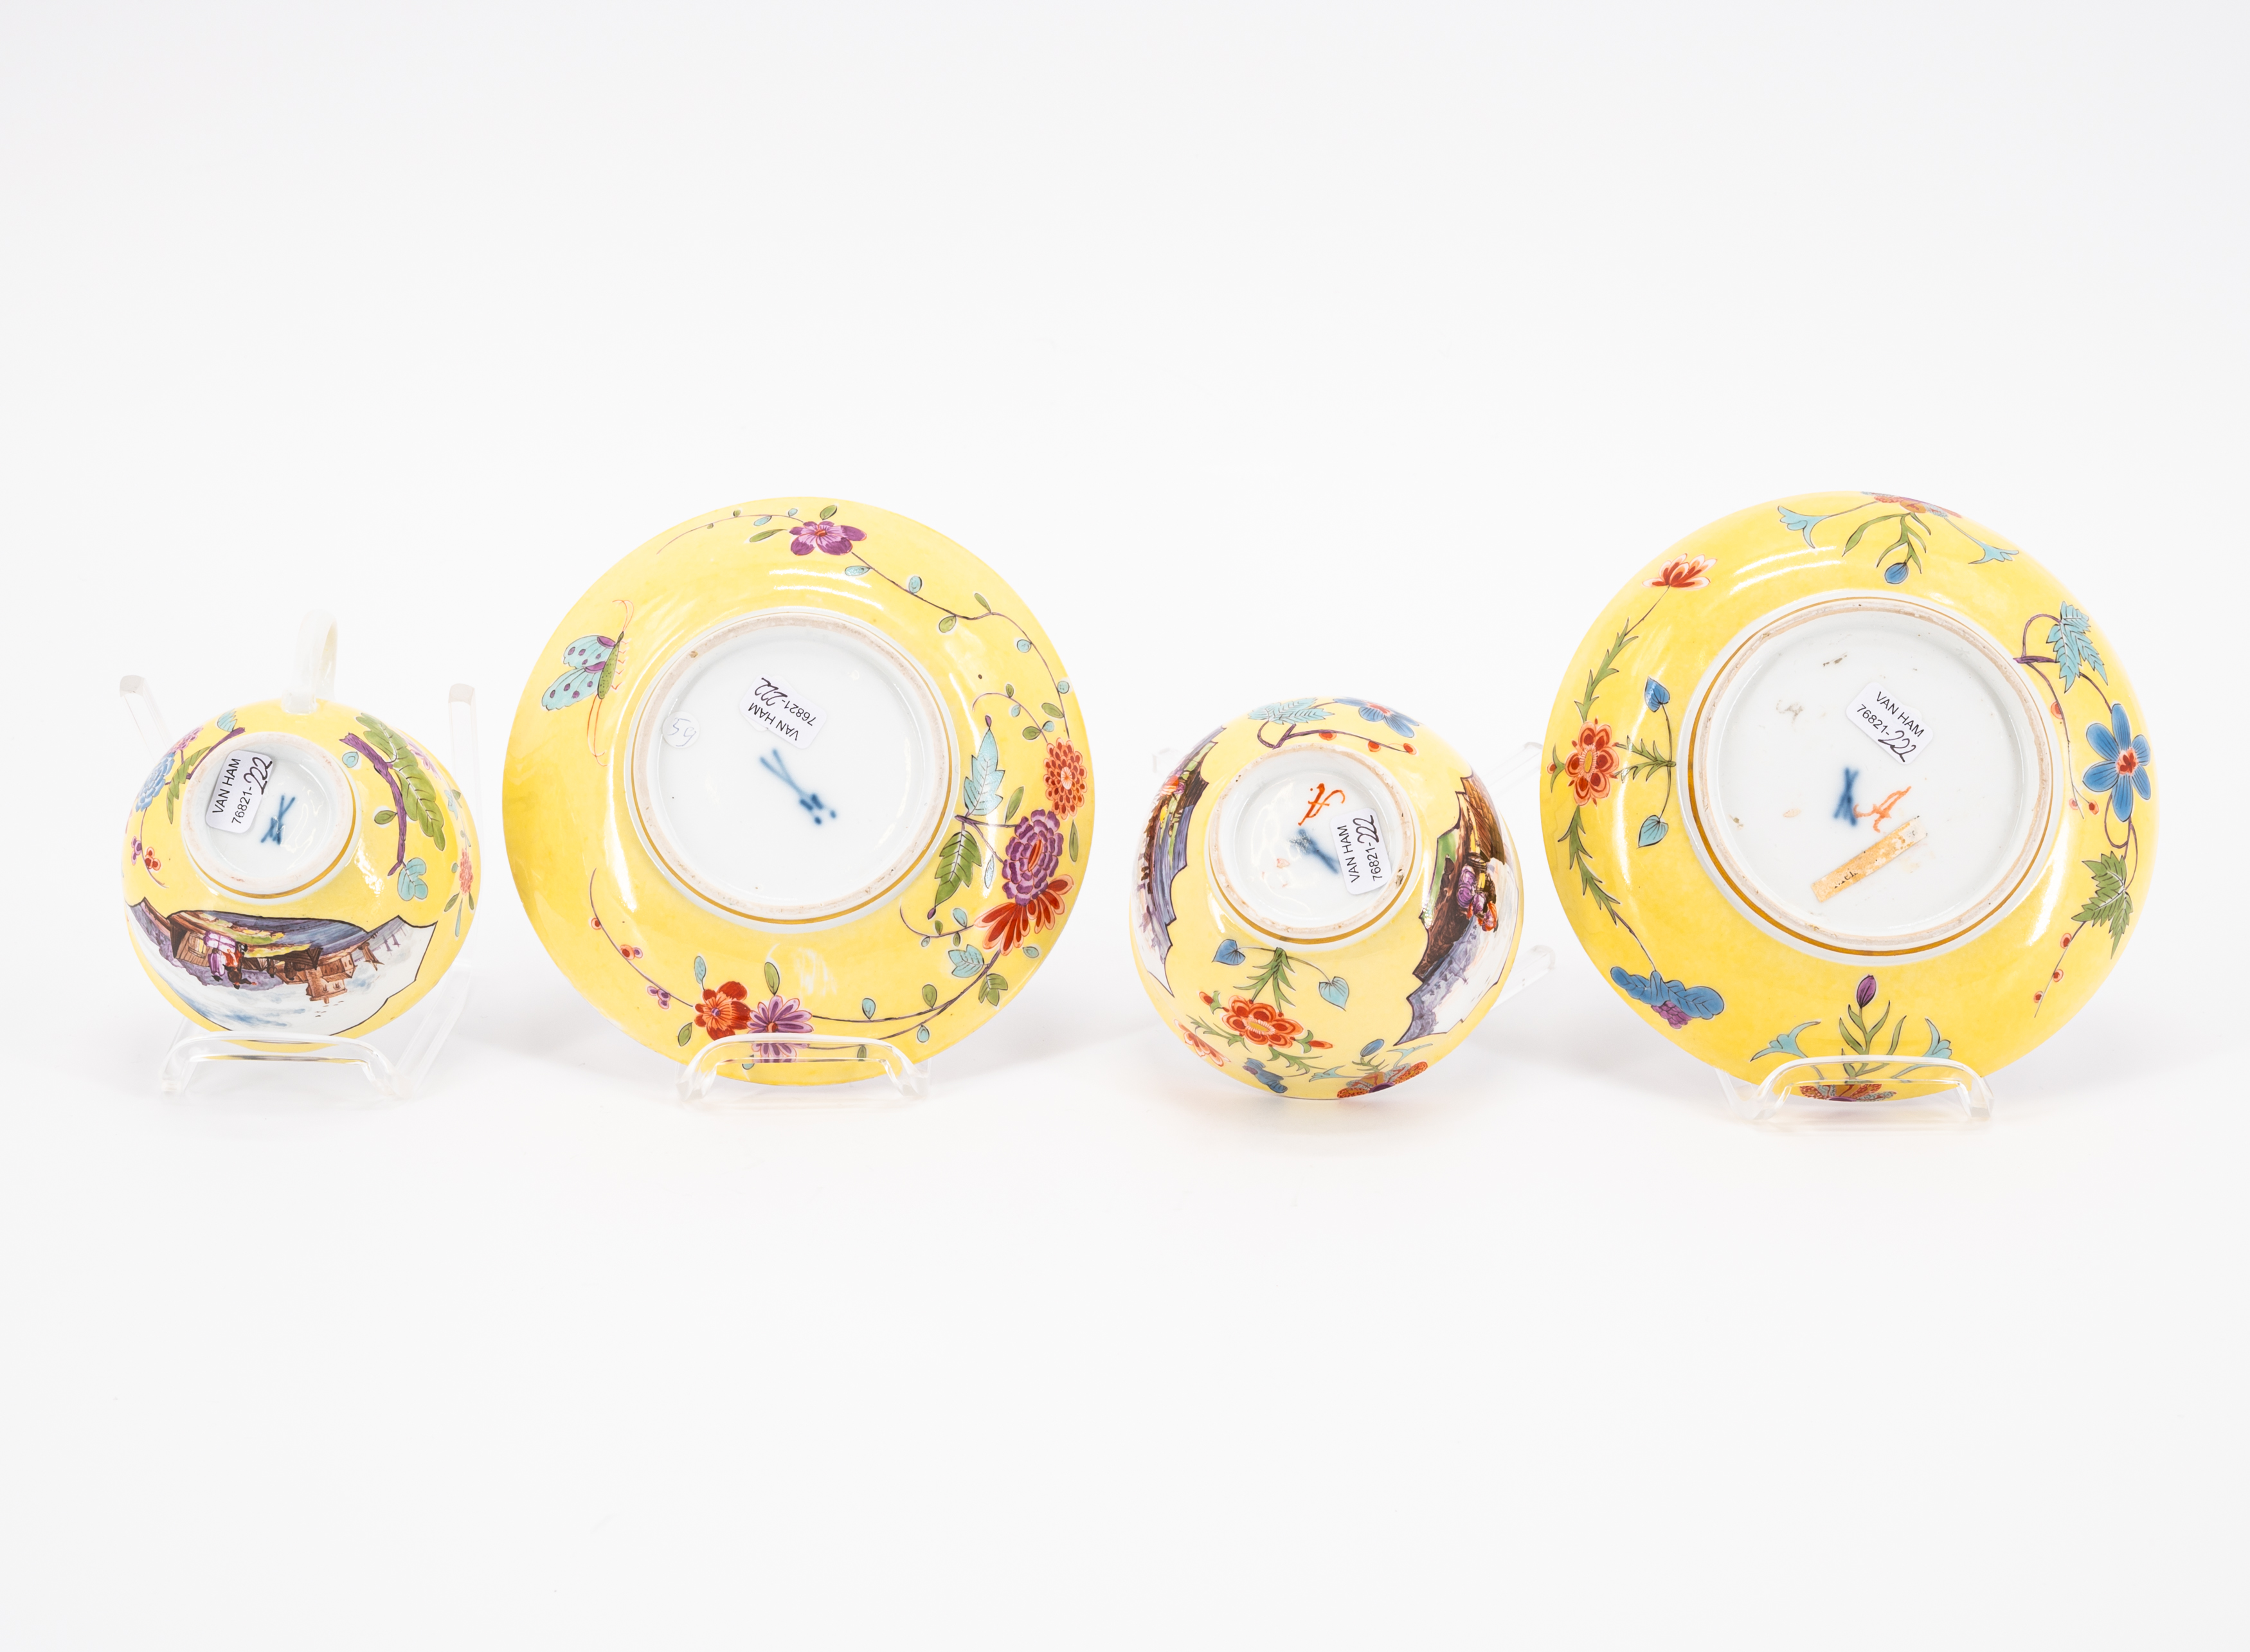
457,845,474,893
694,980,752,1038
1338,1060,1428,1099
1563,721,1620,805
1867,494,1950,517
1043,740,1087,816
618,944,642,960
1217,995,1303,1049
1177,1023,1225,1068
979,877,1070,956
1646,555,1716,590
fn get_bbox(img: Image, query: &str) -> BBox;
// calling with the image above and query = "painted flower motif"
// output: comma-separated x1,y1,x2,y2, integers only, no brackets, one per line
1002,809,1063,902
1866,494,1951,517
457,845,474,893
1646,555,1715,590
789,519,865,556
1043,741,1086,816
134,752,176,811
1218,995,1304,1048
1241,1058,1289,1095
980,809,1071,955
693,980,753,1039
1338,698,1418,739
1856,973,1878,1009
1797,1082,1895,1102
2081,703,2153,822
1176,1023,1225,1068
1337,1060,1428,1099
618,944,642,960
744,993,816,1061
647,985,672,1009
1563,722,1620,805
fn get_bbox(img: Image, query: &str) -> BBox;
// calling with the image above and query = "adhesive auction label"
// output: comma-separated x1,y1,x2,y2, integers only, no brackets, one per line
737,671,829,749
1330,809,1390,895
203,750,277,834
1846,682,1932,766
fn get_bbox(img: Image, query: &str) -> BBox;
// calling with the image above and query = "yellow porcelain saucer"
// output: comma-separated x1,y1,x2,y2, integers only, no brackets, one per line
1542,493,2155,1083
503,498,1094,1085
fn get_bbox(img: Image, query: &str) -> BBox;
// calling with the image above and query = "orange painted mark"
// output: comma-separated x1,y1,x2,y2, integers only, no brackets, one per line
1299,782,1347,825
1857,786,1911,833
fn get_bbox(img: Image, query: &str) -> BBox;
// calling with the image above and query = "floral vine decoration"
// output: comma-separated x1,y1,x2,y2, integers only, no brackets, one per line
127,710,246,886
586,505,1091,1065
1549,558,1724,1032
1181,938,1434,1099
1777,494,2021,584
338,714,449,892
1748,972,1953,1097
2010,603,2152,1013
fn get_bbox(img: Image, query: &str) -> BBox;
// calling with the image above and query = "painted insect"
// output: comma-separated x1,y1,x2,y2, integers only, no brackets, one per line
541,598,633,756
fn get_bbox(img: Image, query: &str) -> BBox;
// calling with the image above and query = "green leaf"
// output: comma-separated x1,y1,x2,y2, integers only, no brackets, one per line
748,528,781,542
677,1023,694,1046
937,614,957,633
359,714,446,853
973,592,991,611
932,830,981,909
1004,683,1014,699
1068,820,1079,863
819,503,838,520
1022,724,1043,740
1574,620,1636,723
1843,515,1879,553
2071,851,2134,954
1041,703,1063,718
1556,807,1623,923
922,982,938,1009
1003,786,1023,823
857,1045,869,1061
762,960,781,995
443,892,458,911
374,809,395,825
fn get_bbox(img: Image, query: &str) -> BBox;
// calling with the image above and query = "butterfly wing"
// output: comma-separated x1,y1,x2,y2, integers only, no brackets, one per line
543,664,607,710
561,634,616,670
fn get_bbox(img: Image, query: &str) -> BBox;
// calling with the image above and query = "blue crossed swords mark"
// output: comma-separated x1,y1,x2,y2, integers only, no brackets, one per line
1832,768,1859,825
758,749,836,825
260,794,296,845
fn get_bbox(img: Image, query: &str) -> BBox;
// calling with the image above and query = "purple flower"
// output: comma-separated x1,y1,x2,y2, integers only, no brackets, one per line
1002,809,1064,904
745,993,816,1061
1856,974,1878,1008
790,520,866,557
1654,1001,1691,1029
647,985,671,1009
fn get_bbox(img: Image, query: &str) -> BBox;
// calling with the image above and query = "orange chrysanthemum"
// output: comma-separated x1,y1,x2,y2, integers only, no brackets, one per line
1563,721,1620,806
978,877,1070,956
1043,740,1087,816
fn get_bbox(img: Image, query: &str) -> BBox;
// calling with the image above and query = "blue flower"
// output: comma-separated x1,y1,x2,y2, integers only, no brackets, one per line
1338,698,1417,738
1643,677,1671,711
2081,703,2152,821
134,751,175,811
1610,966,1725,1029
1777,507,1817,534
1241,1058,1289,1095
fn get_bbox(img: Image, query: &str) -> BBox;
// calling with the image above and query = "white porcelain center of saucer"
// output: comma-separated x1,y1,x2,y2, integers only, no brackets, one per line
1209,745,1415,942
182,731,356,900
1688,597,2053,956
630,611,952,925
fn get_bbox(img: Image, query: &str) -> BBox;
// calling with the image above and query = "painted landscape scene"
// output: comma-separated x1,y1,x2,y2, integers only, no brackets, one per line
127,901,433,1034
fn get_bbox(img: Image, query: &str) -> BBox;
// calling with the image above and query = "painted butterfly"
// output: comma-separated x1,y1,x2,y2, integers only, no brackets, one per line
541,598,633,756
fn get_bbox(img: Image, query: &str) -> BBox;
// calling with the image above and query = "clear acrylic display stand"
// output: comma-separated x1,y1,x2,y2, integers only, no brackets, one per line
678,1034,930,1104
1714,1057,1993,1130
122,610,480,1101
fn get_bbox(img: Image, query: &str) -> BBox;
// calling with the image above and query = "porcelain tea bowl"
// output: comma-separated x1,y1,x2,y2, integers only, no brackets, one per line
123,692,480,1039
503,497,1094,1088
1541,492,2154,1090
1130,698,1525,1099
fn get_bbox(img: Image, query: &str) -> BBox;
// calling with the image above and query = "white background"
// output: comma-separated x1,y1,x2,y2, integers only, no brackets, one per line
4,3,2244,1645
